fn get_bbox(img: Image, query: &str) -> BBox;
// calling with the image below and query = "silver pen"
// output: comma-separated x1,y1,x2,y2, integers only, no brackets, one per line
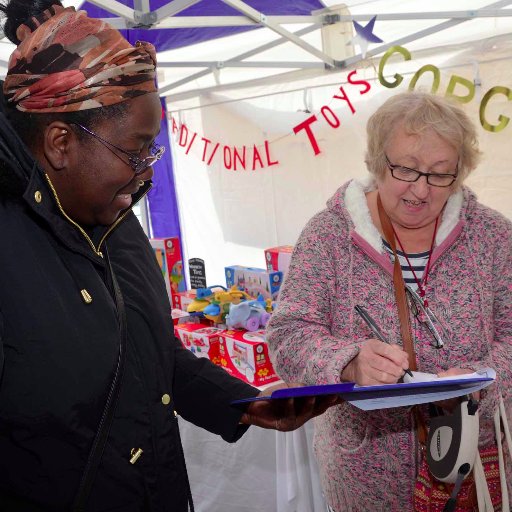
354,305,414,378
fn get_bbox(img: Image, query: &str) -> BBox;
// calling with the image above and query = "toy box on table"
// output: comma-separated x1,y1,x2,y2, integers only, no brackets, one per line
150,237,186,303
264,246,293,277
172,290,197,312
186,286,253,325
171,308,192,326
174,323,222,363
218,329,280,386
225,266,283,301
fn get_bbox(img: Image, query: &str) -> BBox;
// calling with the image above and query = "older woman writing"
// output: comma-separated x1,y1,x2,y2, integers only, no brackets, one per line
267,92,512,511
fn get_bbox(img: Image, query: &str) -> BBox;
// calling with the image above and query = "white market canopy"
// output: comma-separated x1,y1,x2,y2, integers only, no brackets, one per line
0,0,511,100
0,1,511,284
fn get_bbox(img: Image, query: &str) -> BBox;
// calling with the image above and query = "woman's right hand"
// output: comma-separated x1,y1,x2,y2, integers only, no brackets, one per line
340,339,410,386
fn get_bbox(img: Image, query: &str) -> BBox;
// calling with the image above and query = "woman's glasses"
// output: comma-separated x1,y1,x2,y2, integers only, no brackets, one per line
72,123,165,175
385,155,457,187
406,286,448,349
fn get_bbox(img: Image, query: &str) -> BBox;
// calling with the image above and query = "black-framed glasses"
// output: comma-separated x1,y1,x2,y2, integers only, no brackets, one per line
72,123,165,175
406,286,448,349
385,155,457,188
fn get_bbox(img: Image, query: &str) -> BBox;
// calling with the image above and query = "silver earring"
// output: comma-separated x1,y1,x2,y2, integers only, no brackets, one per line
138,180,144,187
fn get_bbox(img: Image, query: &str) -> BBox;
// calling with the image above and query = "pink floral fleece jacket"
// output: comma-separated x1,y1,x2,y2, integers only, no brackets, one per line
266,178,512,512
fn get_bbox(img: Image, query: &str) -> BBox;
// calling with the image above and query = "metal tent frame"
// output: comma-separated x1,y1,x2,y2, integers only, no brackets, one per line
1,0,512,98
80,0,512,98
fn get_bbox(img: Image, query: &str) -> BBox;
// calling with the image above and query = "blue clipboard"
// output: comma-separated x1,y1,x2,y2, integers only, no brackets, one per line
231,374,495,408
231,382,355,405
344,376,494,399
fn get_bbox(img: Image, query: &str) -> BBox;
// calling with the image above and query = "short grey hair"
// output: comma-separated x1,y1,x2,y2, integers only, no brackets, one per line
365,91,481,186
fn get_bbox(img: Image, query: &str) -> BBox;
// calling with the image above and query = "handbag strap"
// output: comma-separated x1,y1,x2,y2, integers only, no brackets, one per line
376,194,427,443
377,194,417,371
72,247,127,512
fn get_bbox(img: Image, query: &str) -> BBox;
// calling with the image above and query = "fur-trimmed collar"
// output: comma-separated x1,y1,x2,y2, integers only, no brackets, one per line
343,177,464,253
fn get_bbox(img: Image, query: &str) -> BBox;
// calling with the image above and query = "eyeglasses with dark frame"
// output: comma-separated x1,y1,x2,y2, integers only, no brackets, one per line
385,155,458,188
72,123,165,175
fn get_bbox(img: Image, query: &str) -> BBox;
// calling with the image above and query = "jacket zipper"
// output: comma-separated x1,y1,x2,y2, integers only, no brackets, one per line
97,181,152,253
44,174,152,257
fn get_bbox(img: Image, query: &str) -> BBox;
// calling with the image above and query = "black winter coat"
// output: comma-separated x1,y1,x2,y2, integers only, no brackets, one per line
0,110,259,511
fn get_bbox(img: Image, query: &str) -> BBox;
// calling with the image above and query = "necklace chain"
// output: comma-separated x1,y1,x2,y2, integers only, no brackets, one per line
392,217,439,307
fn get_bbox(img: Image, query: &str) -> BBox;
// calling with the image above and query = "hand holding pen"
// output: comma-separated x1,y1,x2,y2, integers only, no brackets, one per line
340,305,413,385
354,305,414,379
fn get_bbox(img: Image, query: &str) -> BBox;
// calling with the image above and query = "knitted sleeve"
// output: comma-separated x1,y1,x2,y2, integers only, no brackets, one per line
489,217,512,407
266,210,361,386
459,207,512,423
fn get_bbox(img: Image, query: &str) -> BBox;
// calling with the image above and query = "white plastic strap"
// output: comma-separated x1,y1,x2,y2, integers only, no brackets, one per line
498,396,512,510
498,396,512,457
494,405,507,512
480,394,512,512
474,452,494,511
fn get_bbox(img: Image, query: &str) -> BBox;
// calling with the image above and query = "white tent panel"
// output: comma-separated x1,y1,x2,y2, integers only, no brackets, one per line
168,30,512,284
0,0,510,287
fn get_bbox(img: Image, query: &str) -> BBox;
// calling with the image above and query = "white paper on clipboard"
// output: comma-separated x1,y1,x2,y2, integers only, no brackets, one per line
346,368,496,411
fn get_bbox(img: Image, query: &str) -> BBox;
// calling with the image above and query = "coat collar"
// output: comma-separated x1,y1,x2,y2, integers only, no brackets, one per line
328,176,468,253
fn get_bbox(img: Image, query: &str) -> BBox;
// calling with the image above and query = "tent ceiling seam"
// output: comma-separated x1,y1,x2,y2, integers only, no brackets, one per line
157,0,512,97
220,0,335,67
165,47,512,111
159,23,321,95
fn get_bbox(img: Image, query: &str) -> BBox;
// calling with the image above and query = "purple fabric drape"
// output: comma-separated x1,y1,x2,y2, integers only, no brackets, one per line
147,99,181,239
81,1,326,51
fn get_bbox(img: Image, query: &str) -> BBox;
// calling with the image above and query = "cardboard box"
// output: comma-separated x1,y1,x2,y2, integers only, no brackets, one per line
171,308,192,326
225,265,283,300
150,237,187,303
264,246,293,277
172,290,197,312
174,323,222,363
218,329,280,386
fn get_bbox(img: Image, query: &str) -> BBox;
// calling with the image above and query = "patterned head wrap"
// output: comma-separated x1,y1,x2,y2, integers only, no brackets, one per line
3,4,157,112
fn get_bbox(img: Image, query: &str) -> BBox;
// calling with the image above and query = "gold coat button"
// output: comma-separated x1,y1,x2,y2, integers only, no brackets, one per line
161,393,171,405
34,190,42,203
130,447,143,464
81,289,93,304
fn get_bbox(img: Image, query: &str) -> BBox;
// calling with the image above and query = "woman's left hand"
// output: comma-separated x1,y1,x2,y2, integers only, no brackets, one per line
240,382,341,431
434,367,479,412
